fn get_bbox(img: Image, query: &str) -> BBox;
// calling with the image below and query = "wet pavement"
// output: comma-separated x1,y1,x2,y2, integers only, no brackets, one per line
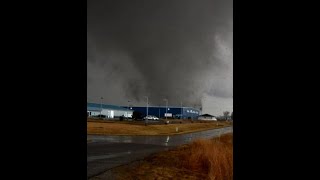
87,127,232,179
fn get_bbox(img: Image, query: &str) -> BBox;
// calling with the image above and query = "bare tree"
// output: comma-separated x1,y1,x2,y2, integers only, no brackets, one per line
223,111,230,120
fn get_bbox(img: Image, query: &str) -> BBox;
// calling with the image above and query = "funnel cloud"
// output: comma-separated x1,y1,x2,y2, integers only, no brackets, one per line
87,0,233,115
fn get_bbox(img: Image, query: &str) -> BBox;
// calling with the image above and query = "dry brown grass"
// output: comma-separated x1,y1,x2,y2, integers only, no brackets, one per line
184,134,233,180
106,134,233,180
87,121,231,135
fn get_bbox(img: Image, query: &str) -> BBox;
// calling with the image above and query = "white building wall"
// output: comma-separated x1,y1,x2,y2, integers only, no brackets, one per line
88,108,133,119
101,109,115,118
113,110,133,117
103,109,133,118
88,111,100,116
125,112,133,118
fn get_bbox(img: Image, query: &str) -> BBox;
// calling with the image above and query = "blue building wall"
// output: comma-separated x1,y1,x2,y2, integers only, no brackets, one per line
127,106,200,119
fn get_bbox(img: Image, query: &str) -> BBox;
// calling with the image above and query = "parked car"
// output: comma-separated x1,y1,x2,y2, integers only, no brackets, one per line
143,115,159,120
93,114,106,118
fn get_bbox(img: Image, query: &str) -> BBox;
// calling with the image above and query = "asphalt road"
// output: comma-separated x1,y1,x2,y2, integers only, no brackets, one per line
87,126,232,179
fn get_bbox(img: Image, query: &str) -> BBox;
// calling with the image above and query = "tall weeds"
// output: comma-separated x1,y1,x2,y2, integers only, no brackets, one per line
182,134,233,180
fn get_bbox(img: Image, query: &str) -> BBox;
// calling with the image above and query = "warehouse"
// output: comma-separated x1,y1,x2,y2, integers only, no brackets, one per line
127,106,200,120
87,102,133,119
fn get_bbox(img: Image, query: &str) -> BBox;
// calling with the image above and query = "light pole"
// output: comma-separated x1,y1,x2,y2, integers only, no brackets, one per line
127,100,130,120
180,101,183,120
159,104,160,119
163,99,168,120
144,96,148,125
100,97,103,119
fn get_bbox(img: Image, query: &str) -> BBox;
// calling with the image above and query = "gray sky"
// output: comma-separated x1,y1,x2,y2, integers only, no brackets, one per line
87,0,233,115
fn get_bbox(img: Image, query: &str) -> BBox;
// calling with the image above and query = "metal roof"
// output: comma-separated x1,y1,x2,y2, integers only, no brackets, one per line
87,106,101,111
87,103,133,111
128,106,197,109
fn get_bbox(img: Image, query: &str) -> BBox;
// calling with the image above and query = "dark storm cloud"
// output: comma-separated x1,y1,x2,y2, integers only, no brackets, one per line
87,0,233,107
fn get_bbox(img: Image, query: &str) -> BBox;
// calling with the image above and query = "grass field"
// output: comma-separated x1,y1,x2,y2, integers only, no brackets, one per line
87,120,232,135
100,133,233,180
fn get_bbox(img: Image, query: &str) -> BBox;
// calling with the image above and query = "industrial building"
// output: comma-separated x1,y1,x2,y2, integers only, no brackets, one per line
127,106,200,119
87,102,133,119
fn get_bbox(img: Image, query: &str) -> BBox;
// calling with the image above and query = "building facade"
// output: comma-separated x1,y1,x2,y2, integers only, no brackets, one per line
87,103,133,119
127,106,200,119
